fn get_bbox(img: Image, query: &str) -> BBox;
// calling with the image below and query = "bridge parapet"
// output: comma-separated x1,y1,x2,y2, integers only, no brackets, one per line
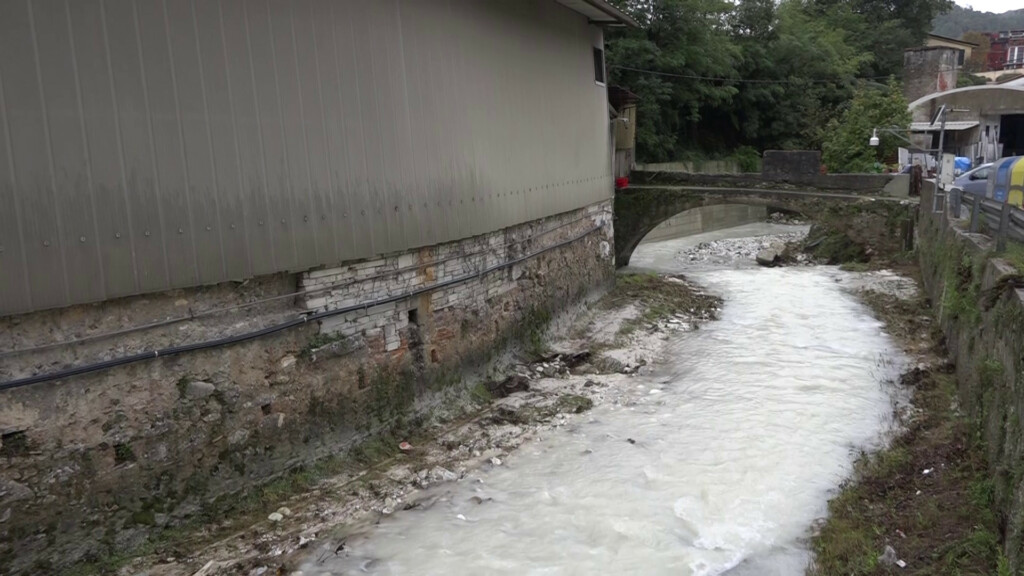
613,185,907,267
631,171,898,195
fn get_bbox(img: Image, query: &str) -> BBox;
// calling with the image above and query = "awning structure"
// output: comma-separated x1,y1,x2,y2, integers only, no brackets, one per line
554,0,639,27
909,120,980,132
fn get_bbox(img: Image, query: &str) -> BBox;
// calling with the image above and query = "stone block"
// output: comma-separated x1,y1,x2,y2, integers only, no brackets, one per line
184,381,216,399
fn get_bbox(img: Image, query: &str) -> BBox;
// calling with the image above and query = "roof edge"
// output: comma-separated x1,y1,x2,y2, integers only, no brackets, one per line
926,33,980,48
907,83,1024,110
575,0,640,28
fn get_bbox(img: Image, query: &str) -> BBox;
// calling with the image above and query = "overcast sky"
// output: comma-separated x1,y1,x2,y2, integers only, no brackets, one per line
954,0,1019,14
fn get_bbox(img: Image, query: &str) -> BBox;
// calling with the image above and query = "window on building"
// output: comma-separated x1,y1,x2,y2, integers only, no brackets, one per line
593,47,605,85
1010,46,1024,68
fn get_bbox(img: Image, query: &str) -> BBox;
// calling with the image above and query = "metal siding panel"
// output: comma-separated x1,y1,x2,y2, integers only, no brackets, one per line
1,0,612,316
104,0,170,292
348,1,387,256
0,0,70,311
398,1,438,248
334,0,371,261
390,1,420,250
368,3,402,255
313,0,351,264
373,2,404,254
0,62,32,314
270,0,317,270
32,0,106,305
296,0,337,266
165,0,226,284
222,0,274,276
67,0,138,299
193,0,251,280
247,0,296,273
136,0,198,289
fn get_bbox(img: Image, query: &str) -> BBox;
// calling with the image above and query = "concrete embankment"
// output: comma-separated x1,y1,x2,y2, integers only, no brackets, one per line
917,183,1024,569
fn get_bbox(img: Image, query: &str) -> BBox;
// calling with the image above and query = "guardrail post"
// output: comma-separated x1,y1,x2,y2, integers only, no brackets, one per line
970,193,980,233
997,201,1011,253
950,187,961,219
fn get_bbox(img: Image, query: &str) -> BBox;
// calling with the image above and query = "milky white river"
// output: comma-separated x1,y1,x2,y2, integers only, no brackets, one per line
301,223,904,575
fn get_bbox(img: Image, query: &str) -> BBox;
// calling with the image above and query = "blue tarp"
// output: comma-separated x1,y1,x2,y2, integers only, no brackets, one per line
954,157,971,176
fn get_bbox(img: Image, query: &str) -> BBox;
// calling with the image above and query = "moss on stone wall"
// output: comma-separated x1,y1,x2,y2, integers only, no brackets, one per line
917,192,1024,571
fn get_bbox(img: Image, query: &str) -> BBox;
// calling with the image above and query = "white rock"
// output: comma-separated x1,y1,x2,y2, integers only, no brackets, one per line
276,507,292,517
429,467,459,483
878,545,898,566
489,457,503,466
267,512,284,523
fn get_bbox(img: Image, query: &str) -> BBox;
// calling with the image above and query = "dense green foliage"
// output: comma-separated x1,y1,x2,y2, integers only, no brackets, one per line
932,5,1024,39
822,81,911,173
605,0,950,167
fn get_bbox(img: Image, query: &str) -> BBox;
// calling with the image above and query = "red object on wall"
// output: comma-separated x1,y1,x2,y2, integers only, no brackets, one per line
615,177,629,189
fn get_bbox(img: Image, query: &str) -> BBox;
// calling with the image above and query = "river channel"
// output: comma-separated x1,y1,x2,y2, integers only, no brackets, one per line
301,223,905,575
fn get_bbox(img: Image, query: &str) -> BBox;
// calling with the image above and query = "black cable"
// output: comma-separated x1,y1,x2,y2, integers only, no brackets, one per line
609,64,892,84
0,225,603,391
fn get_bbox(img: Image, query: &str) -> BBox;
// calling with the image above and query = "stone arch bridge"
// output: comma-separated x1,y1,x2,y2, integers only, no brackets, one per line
613,185,905,267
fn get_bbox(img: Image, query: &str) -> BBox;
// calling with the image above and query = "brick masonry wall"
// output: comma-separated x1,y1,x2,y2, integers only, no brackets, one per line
0,200,614,574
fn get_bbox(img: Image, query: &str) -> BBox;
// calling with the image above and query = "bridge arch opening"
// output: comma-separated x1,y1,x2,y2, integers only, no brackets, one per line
636,204,805,246
613,190,810,267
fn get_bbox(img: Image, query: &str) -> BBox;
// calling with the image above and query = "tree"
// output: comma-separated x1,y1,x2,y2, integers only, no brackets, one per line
810,0,954,77
822,81,911,173
605,0,740,161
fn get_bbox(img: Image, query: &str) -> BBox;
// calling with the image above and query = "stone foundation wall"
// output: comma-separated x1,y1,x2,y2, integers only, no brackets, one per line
918,183,1024,570
0,200,614,574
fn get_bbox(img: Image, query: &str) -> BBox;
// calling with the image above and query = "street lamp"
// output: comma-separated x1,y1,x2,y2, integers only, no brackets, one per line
868,127,914,147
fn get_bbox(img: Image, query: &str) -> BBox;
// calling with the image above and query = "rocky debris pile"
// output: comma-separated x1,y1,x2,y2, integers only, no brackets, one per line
678,231,808,267
768,211,804,225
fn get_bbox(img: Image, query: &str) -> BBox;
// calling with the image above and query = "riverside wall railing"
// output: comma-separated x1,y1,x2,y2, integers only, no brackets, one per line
950,190,1024,252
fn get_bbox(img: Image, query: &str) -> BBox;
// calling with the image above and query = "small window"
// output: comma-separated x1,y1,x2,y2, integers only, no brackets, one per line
593,47,606,85
973,167,989,180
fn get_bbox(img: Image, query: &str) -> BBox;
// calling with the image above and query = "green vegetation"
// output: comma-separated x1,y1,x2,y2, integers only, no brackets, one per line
811,368,1002,576
1002,240,1024,275
607,273,721,337
821,81,910,173
606,0,949,162
957,72,988,88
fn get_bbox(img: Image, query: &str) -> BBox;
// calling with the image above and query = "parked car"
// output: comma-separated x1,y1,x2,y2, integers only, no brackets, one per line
951,163,993,197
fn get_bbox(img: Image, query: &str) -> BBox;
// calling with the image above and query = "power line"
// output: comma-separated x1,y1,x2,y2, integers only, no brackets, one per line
609,64,892,84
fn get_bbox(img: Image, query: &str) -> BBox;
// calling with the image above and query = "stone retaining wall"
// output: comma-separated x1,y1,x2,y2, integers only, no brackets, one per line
0,200,614,574
918,182,1024,569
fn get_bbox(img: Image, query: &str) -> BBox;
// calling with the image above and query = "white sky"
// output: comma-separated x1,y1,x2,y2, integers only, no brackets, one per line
954,0,1021,14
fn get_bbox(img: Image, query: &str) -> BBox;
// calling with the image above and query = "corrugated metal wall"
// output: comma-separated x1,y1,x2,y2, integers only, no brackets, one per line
0,0,612,316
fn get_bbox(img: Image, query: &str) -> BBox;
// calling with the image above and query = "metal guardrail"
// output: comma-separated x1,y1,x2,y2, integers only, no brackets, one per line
951,189,1024,251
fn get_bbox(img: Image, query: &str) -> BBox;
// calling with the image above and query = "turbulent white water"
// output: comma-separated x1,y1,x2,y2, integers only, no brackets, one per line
303,224,903,576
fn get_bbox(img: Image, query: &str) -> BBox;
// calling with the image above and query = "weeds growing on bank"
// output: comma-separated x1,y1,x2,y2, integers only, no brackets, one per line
1003,240,1024,275
607,273,720,338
